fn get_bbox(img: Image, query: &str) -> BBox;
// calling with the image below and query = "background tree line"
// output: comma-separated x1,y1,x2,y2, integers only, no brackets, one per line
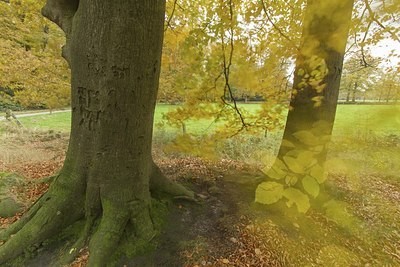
1,0,398,114
0,0,69,111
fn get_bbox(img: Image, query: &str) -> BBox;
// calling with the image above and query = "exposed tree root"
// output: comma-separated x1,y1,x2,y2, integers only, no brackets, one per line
150,162,196,201
0,193,46,241
87,207,130,266
0,194,84,264
56,216,96,266
32,175,57,185
0,165,193,266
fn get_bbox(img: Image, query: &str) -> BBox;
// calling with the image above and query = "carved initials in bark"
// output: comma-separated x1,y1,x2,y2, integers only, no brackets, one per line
77,87,101,130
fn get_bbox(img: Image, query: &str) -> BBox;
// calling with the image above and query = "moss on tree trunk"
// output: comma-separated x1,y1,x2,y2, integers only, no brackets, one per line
0,0,194,265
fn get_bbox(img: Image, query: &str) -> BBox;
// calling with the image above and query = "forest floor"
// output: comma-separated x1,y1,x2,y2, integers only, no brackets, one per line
0,124,399,266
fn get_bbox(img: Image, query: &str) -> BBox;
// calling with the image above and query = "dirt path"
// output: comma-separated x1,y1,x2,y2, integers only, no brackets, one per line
0,109,71,121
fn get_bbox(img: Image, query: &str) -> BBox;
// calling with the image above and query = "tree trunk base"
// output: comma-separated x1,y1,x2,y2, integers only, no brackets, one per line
0,167,194,266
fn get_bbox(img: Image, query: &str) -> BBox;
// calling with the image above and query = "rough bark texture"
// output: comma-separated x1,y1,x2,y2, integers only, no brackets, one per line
276,0,354,158
264,0,355,201
0,0,193,265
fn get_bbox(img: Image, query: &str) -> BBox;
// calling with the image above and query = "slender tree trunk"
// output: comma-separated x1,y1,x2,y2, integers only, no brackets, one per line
378,88,383,102
346,85,351,102
277,0,354,161
352,81,357,102
386,84,392,103
258,0,354,213
0,1,193,266
182,121,186,134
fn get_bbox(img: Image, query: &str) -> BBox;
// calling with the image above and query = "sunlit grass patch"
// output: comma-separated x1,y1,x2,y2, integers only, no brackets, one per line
2,104,399,139
332,104,400,139
16,112,72,132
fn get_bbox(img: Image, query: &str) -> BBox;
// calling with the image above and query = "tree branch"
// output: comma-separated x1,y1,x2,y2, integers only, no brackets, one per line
359,20,373,67
363,0,400,44
164,0,178,32
41,0,79,36
41,0,79,64
260,0,299,50
220,0,248,136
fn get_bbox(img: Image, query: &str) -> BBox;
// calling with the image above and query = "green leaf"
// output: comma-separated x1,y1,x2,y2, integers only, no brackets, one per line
281,139,295,148
263,158,287,180
310,164,326,183
283,156,304,174
297,151,315,168
302,175,320,198
285,149,302,158
292,130,320,146
255,182,284,205
285,175,298,186
274,158,288,171
297,81,307,89
283,188,310,213
265,167,286,180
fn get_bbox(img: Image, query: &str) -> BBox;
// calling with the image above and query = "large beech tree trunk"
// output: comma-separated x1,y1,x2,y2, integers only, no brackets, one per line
0,1,193,266
257,0,354,212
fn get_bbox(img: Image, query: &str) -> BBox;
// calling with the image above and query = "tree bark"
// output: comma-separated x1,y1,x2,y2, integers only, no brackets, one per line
259,0,354,212
352,81,357,102
0,1,193,265
278,0,354,160
386,84,392,103
346,85,351,102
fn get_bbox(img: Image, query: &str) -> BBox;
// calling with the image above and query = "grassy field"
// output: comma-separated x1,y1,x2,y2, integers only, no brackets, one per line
1,104,399,266
5,104,400,138
11,111,72,132
332,104,400,138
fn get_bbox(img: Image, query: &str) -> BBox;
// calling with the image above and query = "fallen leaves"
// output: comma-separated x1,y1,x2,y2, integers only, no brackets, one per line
0,212,22,229
220,258,230,264
1,124,399,267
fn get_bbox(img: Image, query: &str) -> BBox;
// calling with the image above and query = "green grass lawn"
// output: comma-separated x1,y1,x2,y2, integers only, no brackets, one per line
1,104,399,266
3,104,400,138
12,111,72,132
332,104,400,137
